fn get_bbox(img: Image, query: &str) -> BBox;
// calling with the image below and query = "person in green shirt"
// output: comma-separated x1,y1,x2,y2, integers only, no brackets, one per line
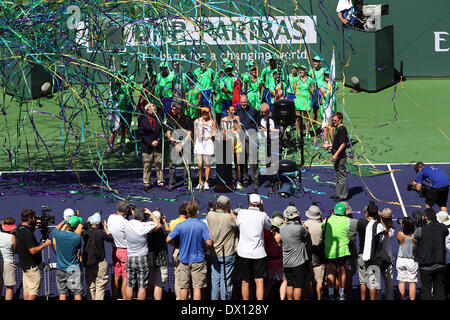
241,61,261,111
184,73,201,120
309,55,326,123
259,54,278,112
193,57,215,109
219,62,235,123
319,71,339,149
212,58,230,123
293,65,314,137
155,61,175,114
286,63,299,102
321,202,351,300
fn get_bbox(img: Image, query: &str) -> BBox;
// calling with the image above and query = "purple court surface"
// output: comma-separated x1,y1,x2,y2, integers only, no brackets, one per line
1,163,449,299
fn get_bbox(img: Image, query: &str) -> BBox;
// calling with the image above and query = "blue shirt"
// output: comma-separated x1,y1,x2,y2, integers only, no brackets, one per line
416,166,450,189
168,218,210,263
53,229,81,271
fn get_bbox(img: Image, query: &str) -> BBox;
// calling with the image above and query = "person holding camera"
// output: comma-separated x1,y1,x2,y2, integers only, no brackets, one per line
52,215,83,300
396,217,418,300
411,162,450,213
124,207,161,300
16,209,52,300
413,208,449,300
107,200,132,300
0,218,17,300
206,195,238,300
235,194,272,300
146,209,170,300
436,211,450,299
166,200,212,300
82,212,114,300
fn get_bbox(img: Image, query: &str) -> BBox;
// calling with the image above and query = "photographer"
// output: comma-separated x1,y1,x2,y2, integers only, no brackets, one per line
413,208,449,300
16,209,52,300
0,218,17,300
53,216,83,300
107,200,131,300
411,162,450,212
124,207,161,300
82,212,114,300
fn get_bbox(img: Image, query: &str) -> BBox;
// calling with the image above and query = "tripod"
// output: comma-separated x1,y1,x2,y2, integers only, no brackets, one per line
41,239,52,300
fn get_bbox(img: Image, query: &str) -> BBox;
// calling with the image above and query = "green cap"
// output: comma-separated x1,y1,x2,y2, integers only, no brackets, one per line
222,58,231,64
334,203,347,216
313,55,322,62
67,215,83,228
269,53,278,60
159,61,169,68
246,60,255,67
225,62,233,69
120,61,128,68
292,62,300,68
300,64,308,70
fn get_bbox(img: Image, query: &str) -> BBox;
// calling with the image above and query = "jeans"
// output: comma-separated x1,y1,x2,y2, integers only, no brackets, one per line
209,254,236,300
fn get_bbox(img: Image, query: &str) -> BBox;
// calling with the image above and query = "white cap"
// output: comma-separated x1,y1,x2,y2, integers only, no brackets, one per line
63,208,75,221
249,194,261,205
152,210,161,221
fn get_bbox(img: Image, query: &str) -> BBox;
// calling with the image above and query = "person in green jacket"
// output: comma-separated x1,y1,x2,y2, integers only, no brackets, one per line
241,61,261,111
212,58,230,124
293,65,314,137
219,62,235,123
309,55,326,123
321,202,351,300
286,63,300,102
155,61,175,114
259,54,278,112
184,73,201,120
193,57,215,109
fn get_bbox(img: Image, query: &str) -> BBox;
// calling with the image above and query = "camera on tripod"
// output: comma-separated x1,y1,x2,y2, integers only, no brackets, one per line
35,205,55,240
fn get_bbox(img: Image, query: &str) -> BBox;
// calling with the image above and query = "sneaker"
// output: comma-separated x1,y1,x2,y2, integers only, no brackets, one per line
203,182,210,190
196,182,203,190
143,185,151,191
329,194,339,200
158,183,166,190
236,182,244,190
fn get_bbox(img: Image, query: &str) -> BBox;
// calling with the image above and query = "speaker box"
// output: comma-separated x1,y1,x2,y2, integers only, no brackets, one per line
343,25,395,92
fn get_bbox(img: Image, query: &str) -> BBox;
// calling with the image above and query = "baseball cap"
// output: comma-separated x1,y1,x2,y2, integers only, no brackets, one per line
305,205,321,220
1,217,16,232
340,201,353,216
436,211,450,226
312,55,322,62
225,62,233,69
216,195,230,208
152,209,162,221
120,61,128,68
334,203,346,216
67,216,83,228
249,194,261,205
63,208,75,221
299,64,308,70
271,216,284,229
380,208,393,219
283,206,300,220
159,61,169,68
88,212,102,225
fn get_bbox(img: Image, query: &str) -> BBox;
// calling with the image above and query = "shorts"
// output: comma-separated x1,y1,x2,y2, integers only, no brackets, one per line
267,266,285,282
148,266,168,288
284,263,309,288
0,260,17,287
357,255,381,289
312,264,326,283
396,257,418,283
56,266,83,296
238,256,267,281
112,247,128,278
326,255,350,267
425,186,449,208
126,255,149,289
178,260,208,289
22,266,41,296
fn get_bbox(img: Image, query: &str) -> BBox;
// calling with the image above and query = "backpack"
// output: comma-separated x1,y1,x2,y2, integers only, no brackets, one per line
371,222,392,272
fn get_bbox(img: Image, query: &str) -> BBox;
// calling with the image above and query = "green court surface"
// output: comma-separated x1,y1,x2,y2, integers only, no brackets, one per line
1,78,449,172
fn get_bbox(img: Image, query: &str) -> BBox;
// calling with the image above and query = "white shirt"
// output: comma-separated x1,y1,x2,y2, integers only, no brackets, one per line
259,117,278,140
107,213,128,248
336,0,352,12
236,207,272,259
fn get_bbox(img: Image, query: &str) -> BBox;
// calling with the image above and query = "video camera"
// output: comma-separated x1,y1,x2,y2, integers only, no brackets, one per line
407,181,429,198
35,205,55,240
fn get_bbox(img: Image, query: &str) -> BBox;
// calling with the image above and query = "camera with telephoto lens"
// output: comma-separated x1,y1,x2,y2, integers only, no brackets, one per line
125,196,136,218
35,205,55,240
407,181,429,198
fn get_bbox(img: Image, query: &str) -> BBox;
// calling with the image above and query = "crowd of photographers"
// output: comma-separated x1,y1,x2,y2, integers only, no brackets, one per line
0,194,449,301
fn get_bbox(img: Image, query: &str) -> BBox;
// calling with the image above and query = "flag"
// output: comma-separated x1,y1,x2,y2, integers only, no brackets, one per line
330,47,336,81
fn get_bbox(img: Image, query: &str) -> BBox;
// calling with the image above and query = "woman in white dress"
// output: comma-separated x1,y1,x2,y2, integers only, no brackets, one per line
194,107,217,190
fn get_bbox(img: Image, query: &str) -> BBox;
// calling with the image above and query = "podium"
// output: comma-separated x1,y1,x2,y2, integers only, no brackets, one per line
343,25,395,92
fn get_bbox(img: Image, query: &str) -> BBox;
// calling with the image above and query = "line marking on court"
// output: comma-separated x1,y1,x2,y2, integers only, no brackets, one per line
387,164,408,217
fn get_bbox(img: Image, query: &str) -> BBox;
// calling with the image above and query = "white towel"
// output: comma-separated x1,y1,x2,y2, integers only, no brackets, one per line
363,220,376,261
